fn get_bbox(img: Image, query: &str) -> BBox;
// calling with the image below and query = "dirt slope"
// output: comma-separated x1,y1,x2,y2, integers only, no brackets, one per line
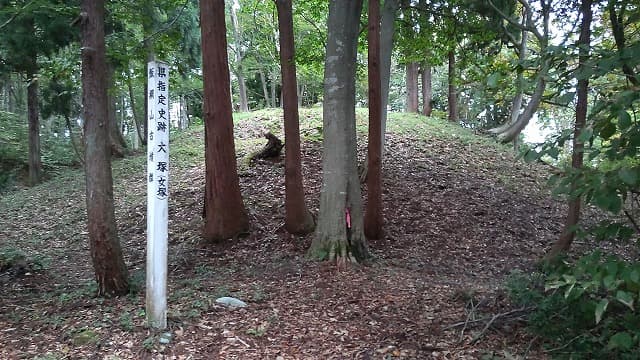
0,111,597,359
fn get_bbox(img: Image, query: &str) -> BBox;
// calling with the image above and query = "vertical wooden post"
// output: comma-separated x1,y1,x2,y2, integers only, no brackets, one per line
146,60,169,329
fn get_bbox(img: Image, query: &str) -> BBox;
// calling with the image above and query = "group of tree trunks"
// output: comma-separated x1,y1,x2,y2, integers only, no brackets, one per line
76,0,599,295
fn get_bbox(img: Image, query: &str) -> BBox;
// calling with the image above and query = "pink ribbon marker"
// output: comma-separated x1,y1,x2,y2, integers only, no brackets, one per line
345,208,351,229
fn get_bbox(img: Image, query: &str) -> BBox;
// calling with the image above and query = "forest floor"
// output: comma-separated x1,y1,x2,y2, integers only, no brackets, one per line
0,109,628,359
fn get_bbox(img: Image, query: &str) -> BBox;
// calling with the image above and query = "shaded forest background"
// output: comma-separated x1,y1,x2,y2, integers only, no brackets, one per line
1,0,640,358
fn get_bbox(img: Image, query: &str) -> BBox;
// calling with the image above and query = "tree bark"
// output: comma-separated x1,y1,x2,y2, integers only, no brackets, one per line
179,95,188,129
380,0,398,151
200,0,250,242
126,71,145,145
142,0,157,144
405,62,419,113
106,62,127,158
26,69,42,186
230,4,249,112
447,50,457,122
421,64,432,116
271,68,278,108
81,0,129,296
608,1,639,87
364,0,383,240
276,0,315,235
65,115,84,164
547,0,592,260
310,0,369,263
258,68,271,108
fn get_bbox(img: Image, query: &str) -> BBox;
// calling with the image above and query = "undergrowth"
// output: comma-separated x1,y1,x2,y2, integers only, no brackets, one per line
508,251,640,359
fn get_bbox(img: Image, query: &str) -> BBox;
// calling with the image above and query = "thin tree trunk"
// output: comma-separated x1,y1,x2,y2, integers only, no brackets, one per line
608,1,639,87
547,0,592,260
230,5,249,112
65,115,84,164
380,0,398,152
81,0,129,296
276,0,315,235
310,0,369,263
200,0,250,241
271,68,278,108
359,0,398,182
126,72,145,145
421,64,432,116
447,50,457,122
405,62,419,113
259,68,271,108
364,0,383,240
488,12,528,138
297,83,304,108
142,0,157,143
179,95,188,129
27,70,42,186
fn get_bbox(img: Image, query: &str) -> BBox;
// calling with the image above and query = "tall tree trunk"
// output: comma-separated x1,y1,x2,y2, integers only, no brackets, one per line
405,62,419,113
359,0,398,182
142,1,158,144
310,0,369,263
297,83,304,108
106,62,127,158
258,68,271,108
26,69,42,186
81,0,129,296
271,68,278,108
608,0,639,87
230,5,249,112
547,0,592,260
179,95,188,129
364,0,383,240
447,50,457,122
200,0,250,241
126,71,145,145
380,0,398,152
421,64,432,116
65,115,84,164
488,11,528,140
276,0,315,235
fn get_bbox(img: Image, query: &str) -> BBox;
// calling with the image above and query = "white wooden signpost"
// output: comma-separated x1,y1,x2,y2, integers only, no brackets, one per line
146,60,169,329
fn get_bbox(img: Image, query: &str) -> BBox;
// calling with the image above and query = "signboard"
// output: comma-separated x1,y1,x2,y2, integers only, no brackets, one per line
146,60,169,329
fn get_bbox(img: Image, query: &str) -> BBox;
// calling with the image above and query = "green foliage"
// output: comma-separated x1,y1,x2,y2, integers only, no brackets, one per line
0,245,47,272
508,253,640,359
0,110,27,189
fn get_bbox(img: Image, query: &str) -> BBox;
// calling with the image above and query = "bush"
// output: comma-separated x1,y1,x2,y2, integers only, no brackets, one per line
508,252,640,359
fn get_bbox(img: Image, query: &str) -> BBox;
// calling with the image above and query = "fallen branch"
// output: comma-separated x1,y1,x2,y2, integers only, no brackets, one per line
444,306,534,343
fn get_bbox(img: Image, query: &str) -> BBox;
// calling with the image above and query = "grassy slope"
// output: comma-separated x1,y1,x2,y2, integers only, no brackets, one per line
0,108,564,359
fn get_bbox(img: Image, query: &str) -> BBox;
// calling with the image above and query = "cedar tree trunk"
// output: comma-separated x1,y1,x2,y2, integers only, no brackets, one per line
421,64,432,116
364,0,383,240
447,50,457,122
27,68,42,186
547,0,592,259
405,62,419,113
380,0,398,152
81,0,129,296
276,0,315,235
310,0,369,263
200,0,250,241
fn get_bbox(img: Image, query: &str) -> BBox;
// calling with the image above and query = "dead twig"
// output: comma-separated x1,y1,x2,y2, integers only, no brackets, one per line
444,305,534,344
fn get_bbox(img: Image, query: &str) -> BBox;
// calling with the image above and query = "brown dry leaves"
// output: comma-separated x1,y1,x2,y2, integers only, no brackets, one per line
0,116,579,359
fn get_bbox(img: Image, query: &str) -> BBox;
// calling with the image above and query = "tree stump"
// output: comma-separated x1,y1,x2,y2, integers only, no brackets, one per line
251,132,284,161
